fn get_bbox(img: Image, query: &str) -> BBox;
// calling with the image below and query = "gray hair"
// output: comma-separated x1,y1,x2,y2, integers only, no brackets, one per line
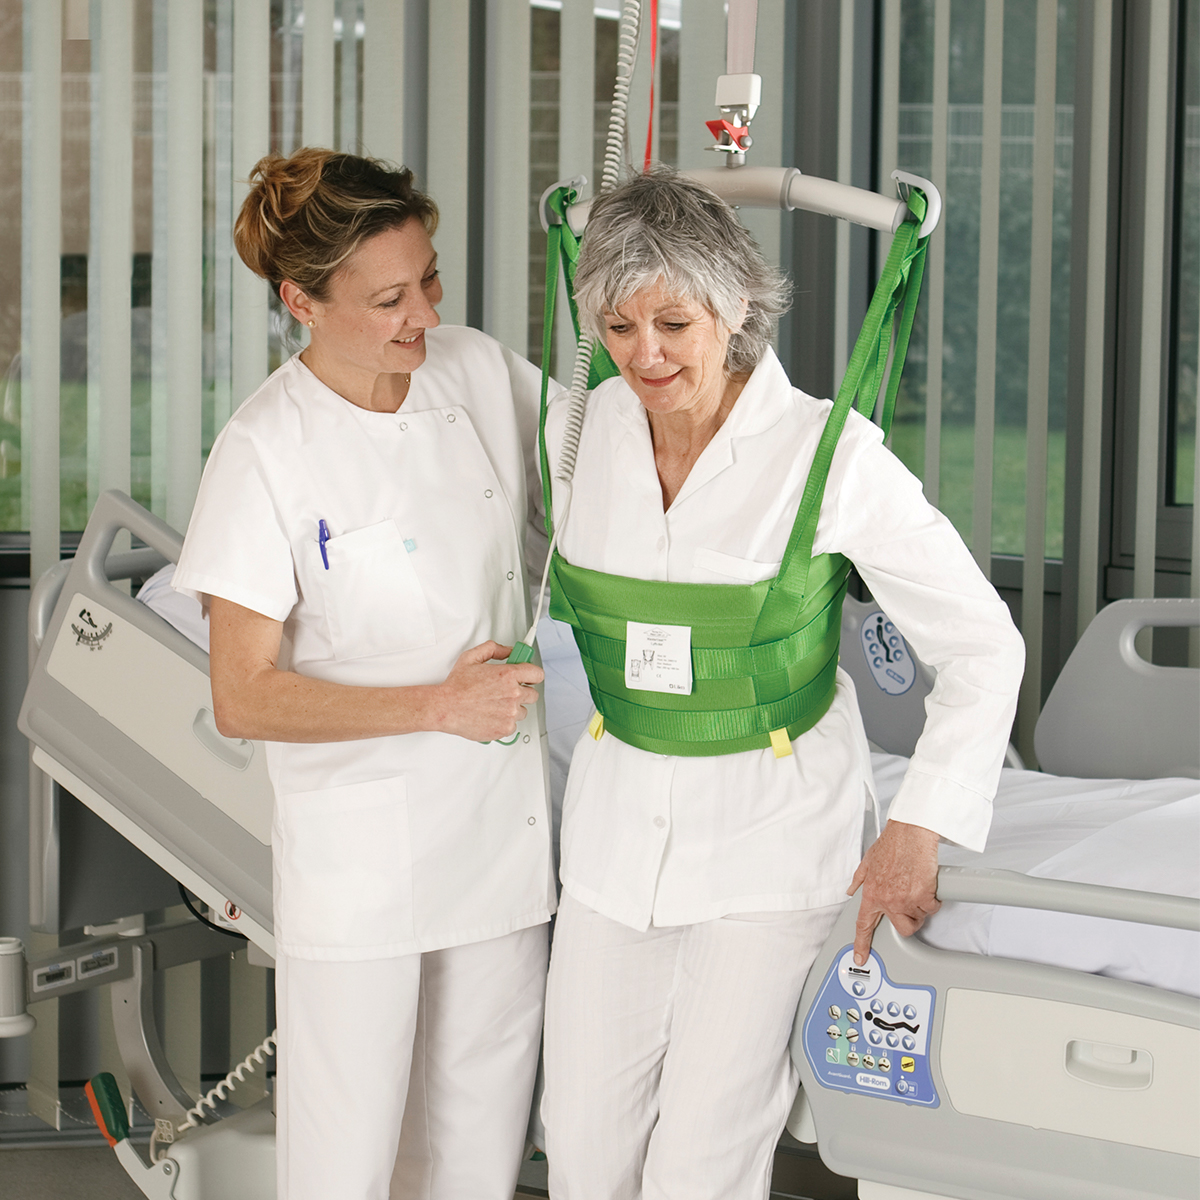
572,168,791,376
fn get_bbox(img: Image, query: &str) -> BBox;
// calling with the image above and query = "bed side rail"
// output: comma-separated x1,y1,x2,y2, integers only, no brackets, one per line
937,865,1200,932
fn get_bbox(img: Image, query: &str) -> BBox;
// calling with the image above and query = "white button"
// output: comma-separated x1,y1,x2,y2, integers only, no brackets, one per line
399,421,408,430
522,734,531,743
527,816,536,826
507,571,514,580
446,413,456,423
653,816,666,829
484,489,493,498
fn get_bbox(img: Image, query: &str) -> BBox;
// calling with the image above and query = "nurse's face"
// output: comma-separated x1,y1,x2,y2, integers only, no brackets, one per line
601,280,735,424
304,218,443,382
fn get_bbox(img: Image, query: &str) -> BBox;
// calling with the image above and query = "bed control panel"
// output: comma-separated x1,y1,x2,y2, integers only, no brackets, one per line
801,946,939,1107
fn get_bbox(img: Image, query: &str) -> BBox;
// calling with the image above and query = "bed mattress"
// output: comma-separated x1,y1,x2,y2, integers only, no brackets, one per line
871,753,1200,998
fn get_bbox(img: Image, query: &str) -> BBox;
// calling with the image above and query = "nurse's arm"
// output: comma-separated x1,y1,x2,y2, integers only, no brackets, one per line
207,596,542,744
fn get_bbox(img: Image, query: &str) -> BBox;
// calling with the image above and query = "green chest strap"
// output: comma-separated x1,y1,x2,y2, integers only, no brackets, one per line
539,188,929,758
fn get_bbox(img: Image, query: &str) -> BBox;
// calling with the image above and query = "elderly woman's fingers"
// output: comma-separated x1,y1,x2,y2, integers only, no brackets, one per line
853,903,884,965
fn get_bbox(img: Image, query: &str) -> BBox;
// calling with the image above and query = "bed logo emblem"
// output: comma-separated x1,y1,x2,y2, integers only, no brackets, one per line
71,608,113,650
860,610,916,695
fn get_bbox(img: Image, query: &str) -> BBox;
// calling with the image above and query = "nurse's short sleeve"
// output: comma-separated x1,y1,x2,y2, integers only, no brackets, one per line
173,422,298,621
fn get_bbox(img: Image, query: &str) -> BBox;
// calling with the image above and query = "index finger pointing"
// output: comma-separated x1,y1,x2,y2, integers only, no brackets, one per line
853,906,882,967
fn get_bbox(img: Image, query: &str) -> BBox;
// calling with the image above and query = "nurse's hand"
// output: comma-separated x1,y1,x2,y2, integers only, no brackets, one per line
436,641,544,742
846,821,940,966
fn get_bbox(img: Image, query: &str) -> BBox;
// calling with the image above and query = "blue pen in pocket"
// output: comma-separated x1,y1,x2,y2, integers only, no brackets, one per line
318,519,331,569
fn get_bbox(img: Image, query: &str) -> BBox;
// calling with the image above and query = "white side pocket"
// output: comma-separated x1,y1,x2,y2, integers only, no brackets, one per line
692,547,782,583
321,519,436,660
276,777,413,950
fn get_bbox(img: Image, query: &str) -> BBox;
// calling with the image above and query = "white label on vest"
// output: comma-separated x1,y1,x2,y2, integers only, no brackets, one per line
624,621,693,695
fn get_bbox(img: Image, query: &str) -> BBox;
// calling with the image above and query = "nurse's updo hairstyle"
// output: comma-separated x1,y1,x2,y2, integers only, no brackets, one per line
572,167,790,376
234,148,439,302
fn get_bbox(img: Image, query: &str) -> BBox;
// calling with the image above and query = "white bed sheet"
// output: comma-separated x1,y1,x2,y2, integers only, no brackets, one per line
872,752,1200,997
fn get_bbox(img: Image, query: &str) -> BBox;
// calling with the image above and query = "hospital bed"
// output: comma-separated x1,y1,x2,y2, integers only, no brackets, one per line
3,491,1198,1200
789,594,1200,1200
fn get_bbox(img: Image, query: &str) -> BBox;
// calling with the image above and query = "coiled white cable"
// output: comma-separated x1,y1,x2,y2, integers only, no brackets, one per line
548,0,642,535
600,0,641,192
172,1028,278,1140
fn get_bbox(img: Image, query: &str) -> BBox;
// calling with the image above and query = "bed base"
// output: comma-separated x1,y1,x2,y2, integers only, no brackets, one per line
791,881,1199,1200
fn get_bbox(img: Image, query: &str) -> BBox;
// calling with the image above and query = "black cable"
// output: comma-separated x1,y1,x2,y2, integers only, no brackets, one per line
178,883,247,940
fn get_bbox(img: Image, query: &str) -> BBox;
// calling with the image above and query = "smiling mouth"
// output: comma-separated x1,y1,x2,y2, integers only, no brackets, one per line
639,371,680,388
394,332,422,344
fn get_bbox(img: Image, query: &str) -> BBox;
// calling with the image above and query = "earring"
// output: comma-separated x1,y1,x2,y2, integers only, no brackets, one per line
307,319,315,328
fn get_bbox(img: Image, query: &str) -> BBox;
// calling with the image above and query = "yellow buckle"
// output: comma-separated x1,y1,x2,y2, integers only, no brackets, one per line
769,728,793,758
588,712,605,740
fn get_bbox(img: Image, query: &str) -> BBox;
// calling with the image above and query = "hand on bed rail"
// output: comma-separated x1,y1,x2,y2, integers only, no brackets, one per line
847,820,941,965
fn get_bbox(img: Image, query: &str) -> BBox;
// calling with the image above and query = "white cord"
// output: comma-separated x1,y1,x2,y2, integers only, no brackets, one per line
601,0,641,191
175,1028,278,1137
548,0,642,531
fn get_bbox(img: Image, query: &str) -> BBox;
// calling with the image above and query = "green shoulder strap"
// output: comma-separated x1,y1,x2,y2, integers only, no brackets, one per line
749,191,928,645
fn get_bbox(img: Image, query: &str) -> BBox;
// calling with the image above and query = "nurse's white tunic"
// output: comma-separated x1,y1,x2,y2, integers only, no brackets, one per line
175,325,555,961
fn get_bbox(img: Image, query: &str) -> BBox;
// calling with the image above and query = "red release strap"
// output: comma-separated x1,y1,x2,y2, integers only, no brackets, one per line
643,0,659,171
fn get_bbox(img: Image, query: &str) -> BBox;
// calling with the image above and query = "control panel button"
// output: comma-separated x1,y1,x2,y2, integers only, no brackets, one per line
826,1024,841,1040
903,1004,917,1020
845,1028,859,1043
868,1029,883,1045
887,1002,901,1017
879,1057,891,1072
828,1005,841,1020
870,1000,884,1015
852,981,866,997
901,1057,915,1073
846,1008,861,1023
896,1079,909,1095
862,1055,876,1070
902,1035,916,1052
886,1032,899,1048
847,1051,860,1067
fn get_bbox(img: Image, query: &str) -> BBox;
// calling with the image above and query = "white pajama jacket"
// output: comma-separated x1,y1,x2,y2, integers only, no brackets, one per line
545,349,1026,932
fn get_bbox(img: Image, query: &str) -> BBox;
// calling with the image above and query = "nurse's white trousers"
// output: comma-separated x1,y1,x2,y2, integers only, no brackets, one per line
276,923,548,1200
541,894,843,1200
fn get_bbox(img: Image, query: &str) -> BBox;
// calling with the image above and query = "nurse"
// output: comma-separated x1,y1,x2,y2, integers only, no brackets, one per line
173,149,554,1200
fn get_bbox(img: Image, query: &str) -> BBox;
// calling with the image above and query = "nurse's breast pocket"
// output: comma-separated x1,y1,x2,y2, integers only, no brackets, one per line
320,519,437,659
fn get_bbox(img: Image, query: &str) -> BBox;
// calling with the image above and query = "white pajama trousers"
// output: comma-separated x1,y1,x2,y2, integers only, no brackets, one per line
276,923,548,1200
541,893,843,1200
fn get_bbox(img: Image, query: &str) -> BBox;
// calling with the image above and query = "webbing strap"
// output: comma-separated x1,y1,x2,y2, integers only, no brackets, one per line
589,650,840,757
750,192,928,643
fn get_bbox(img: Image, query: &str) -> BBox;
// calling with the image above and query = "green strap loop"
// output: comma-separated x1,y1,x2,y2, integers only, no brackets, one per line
751,197,928,644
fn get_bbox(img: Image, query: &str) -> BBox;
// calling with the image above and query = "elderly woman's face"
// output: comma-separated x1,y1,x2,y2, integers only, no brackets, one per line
602,281,734,421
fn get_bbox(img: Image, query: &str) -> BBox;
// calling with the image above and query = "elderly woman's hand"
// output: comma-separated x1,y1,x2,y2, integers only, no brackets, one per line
846,821,941,965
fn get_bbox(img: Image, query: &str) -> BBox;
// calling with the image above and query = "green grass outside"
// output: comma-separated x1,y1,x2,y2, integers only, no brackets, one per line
888,423,1066,559
0,388,1191,545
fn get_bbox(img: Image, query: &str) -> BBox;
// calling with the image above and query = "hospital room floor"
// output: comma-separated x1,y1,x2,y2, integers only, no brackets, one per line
0,1134,857,1199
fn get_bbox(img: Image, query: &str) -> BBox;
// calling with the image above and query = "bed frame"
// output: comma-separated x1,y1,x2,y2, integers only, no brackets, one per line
790,595,1200,1199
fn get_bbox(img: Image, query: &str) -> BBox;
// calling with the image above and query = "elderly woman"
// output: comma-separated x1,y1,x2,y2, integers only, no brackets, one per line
539,170,1024,1198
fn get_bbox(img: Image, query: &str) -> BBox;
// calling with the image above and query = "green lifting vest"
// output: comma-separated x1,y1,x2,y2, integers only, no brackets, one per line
538,186,929,758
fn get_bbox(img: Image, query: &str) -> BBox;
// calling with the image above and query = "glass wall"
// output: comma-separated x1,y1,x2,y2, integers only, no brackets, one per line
887,0,1077,562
